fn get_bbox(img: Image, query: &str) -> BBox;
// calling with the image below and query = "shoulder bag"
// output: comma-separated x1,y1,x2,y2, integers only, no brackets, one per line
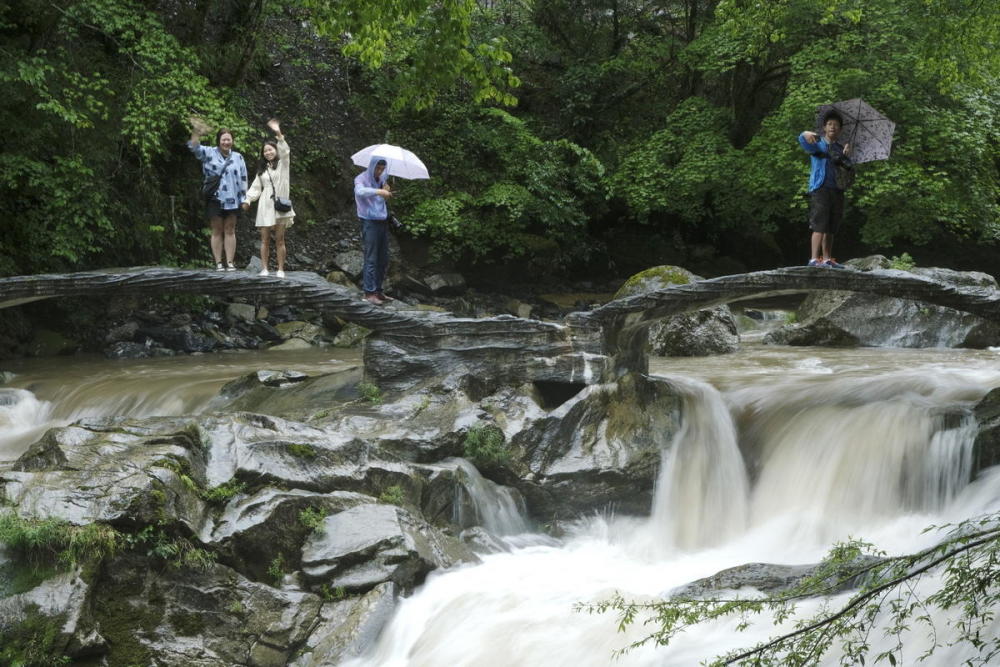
266,168,293,212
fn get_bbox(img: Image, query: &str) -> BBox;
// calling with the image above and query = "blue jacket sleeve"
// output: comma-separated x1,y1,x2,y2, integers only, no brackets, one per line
798,133,825,155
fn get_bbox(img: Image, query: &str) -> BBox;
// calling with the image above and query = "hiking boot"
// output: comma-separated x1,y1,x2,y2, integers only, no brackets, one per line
807,258,824,267
824,258,846,269
364,293,385,306
377,291,395,302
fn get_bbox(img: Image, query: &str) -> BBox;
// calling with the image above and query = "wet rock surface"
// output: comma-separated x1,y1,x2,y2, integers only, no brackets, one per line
614,265,740,356
765,258,1000,349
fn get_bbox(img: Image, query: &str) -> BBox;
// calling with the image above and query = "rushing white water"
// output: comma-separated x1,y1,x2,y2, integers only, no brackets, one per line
344,347,1000,667
650,376,749,550
450,458,533,536
4,344,1000,664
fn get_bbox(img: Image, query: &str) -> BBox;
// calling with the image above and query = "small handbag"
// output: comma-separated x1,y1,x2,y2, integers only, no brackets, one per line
266,169,293,212
202,155,233,199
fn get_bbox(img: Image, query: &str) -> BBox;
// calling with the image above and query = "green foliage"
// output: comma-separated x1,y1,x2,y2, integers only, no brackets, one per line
463,423,509,467
581,511,1000,665
889,252,916,271
318,583,347,601
286,443,318,459
0,511,119,571
298,506,328,531
358,382,383,405
267,554,286,584
302,0,519,108
201,480,246,504
378,485,406,506
0,603,72,667
0,0,250,275
398,107,608,267
121,525,215,570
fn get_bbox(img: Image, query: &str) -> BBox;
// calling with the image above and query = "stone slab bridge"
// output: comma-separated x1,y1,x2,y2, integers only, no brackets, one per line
2,267,999,393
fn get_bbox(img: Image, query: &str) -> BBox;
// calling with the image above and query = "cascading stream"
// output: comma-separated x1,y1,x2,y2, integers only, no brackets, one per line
650,375,749,550
344,351,1000,667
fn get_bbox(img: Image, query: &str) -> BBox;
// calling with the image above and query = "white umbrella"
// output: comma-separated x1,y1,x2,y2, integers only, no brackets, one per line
351,143,430,180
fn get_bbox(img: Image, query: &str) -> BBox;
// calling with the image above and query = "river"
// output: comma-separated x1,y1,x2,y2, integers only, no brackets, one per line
2,343,1000,664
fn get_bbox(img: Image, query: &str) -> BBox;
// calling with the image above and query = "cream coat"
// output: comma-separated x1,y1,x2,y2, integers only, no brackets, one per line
244,138,295,227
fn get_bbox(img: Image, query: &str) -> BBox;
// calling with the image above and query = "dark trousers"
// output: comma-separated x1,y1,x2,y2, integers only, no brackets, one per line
809,188,844,234
361,218,389,294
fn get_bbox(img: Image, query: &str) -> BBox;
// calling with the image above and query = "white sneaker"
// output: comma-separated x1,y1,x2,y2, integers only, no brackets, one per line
259,268,269,277
226,263,236,272
275,270,285,278
216,262,225,271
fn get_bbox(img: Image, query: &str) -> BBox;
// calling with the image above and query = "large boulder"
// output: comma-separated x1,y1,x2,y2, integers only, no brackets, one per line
615,266,739,356
91,555,322,667
504,372,683,520
766,259,1000,348
299,503,477,593
290,582,398,667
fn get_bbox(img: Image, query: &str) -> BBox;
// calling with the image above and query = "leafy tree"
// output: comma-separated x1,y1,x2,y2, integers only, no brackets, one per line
302,0,520,108
391,106,608,268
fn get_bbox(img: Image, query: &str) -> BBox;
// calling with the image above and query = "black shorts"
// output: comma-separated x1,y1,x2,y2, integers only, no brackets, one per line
206,198,239,220
809,188,844,234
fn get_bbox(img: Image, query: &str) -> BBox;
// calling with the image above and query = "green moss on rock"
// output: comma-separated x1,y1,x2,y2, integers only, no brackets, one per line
615,265,693,299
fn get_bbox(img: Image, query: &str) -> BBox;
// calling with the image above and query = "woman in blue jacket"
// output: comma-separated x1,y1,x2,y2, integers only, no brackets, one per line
188,116,248,271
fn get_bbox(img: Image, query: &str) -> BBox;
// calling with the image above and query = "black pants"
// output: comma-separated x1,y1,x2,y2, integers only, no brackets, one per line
809,188,844,234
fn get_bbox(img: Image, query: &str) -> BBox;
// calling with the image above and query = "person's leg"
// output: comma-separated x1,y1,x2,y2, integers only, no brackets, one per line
811,232,824,262
275,223,287,273
210,217,224,265
259,226,270,273
808,191,829,265
374,221,389,294
361,219,379,295
223,214,237,267
822,233,834,260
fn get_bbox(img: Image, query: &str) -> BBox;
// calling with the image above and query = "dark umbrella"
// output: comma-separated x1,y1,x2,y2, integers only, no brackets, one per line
815,98,895,164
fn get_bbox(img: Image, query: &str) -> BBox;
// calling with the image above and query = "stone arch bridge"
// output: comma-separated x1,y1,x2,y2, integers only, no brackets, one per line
1,267,998,393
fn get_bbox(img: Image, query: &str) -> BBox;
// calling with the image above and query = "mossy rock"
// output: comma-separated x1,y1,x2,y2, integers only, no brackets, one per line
614,265,695,299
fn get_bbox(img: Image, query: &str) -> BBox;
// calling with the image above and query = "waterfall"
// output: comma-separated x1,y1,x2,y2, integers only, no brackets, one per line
650,376,749,549
0,388,53,461
451,457,531,536
343,357,1000,667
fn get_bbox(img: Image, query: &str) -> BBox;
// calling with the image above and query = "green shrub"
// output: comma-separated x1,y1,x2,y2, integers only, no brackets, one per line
0,511,119,570
889,252,916,271
286,444,318,459
463,423,509,467
358,382,383,404
298,507,328,531
201,480,246,504
378,485,406,505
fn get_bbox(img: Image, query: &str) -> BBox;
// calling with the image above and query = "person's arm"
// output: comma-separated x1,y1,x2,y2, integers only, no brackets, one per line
267,118,290,160
798,131,824,153
354,183,392,199
188,116,211,158
243,174,262,208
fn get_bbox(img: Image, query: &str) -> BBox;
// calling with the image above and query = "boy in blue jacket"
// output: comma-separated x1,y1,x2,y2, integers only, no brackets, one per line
799,110,852,268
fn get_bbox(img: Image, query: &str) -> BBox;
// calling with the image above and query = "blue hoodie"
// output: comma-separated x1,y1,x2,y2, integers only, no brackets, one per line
798,133,846,193
354,155,390,220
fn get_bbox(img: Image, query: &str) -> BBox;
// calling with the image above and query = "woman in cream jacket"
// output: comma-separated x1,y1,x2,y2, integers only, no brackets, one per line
242,118,295,277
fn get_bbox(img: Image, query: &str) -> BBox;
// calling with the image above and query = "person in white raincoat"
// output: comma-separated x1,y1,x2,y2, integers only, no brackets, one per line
242,118,295,277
